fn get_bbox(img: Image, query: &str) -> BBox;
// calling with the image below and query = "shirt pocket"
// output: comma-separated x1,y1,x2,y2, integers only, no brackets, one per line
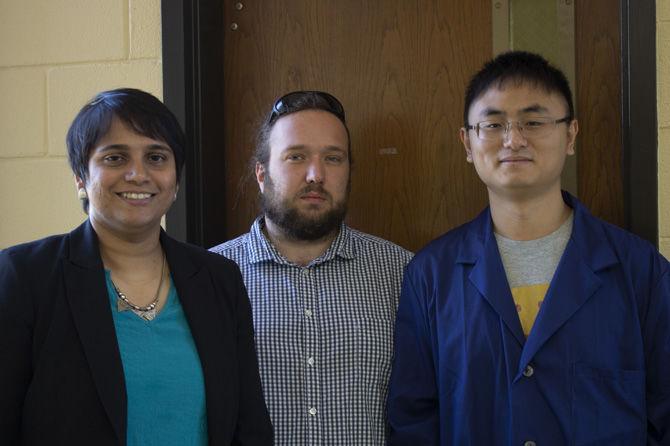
356,316,395,386
571,363,646,446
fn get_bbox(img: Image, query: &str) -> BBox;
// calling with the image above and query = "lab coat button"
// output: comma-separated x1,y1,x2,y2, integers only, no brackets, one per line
522,364,534,377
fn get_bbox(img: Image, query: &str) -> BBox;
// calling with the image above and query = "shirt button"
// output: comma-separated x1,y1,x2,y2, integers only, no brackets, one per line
301,268,310,276
523,364,534,377
307,357,315,366
304,308,313,317
524,441,536,446
308,407,317,416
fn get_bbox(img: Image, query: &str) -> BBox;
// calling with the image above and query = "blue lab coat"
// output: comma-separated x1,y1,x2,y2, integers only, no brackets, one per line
387,193,670,445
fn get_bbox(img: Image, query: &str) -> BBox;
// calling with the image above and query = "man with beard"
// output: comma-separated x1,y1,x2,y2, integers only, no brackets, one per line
210,91,413,445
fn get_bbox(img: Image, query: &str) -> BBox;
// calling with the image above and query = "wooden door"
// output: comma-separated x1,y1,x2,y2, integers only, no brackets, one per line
220,0,491,252
209,0,627,252
575,0,623,226
163,1,656,248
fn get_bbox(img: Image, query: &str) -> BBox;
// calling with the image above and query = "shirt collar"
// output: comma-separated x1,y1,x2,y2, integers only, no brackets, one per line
246,216,356,266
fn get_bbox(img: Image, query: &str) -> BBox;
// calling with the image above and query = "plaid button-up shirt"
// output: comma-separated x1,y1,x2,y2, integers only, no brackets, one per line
210,217,412,445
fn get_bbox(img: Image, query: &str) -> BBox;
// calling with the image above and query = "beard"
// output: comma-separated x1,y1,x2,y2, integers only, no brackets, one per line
260,176,348,241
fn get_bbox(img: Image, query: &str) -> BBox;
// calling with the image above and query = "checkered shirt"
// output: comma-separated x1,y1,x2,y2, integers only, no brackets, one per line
210,217,413,445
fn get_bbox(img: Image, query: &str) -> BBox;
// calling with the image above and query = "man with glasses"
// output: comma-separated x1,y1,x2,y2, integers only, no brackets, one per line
387,51,670,445
211,91,412,445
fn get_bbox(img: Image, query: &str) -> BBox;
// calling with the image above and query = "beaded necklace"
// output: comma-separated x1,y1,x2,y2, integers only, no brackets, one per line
112,252,165,321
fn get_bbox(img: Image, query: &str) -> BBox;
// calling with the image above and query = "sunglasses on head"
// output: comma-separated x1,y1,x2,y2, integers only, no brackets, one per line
267,90,346,125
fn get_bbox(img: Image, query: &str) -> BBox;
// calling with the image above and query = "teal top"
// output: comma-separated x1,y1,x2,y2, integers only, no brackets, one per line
105,271,208,446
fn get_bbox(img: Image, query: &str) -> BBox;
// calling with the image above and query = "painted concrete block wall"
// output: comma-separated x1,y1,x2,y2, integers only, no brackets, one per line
0,0,162,248
659,0,670,258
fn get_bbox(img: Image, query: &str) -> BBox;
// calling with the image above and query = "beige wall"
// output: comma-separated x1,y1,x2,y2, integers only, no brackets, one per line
659,0,670,258
0,1,668,256
0,0,162,248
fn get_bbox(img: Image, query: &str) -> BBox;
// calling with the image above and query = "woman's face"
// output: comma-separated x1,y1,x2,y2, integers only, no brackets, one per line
75,117,178,238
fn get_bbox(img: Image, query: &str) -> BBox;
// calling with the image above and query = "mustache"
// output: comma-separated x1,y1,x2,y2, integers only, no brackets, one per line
298,184,330,198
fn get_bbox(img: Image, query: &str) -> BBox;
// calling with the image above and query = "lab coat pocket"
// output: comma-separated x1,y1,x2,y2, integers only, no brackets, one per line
571,363,645,446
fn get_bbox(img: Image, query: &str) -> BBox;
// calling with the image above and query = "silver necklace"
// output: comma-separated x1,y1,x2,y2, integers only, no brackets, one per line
112,252,165,321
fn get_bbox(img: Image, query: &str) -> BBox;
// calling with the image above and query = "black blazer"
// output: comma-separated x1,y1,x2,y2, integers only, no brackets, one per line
0,221,273,445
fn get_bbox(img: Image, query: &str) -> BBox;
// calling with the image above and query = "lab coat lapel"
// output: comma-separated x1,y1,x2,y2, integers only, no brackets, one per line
465,209,526,348
518,195,619,376
517,241,600,374
62,221,126,444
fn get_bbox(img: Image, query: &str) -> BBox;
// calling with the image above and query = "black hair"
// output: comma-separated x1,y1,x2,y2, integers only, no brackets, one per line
66,88,186,211
463,51,574,126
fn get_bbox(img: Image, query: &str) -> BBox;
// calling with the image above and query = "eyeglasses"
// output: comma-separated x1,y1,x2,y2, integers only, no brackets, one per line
466,116,571,141
267,91,346,125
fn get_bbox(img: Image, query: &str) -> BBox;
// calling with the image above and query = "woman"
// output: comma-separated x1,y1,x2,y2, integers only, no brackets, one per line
0,88,273,445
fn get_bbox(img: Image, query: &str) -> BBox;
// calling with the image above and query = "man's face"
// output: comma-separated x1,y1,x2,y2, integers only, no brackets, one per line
256,109,351,240
459,82,578,199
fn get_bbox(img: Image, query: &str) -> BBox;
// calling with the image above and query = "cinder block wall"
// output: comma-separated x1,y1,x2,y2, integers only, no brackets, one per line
659,0,670,258
0,0,162,248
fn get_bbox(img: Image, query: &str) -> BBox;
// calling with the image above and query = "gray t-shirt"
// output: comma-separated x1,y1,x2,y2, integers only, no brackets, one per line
495,212,573,335
495,212,574,288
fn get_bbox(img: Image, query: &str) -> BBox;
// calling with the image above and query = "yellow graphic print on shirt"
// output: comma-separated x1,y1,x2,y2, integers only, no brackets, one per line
511,283,550,337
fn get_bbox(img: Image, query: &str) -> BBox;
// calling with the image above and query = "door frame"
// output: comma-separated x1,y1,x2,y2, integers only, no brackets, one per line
161,0,658,247
162,0,225,247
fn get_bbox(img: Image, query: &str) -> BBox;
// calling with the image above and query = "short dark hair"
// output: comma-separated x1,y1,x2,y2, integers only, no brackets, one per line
463,51,574,126
254,91,352,168
66,88,186,210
